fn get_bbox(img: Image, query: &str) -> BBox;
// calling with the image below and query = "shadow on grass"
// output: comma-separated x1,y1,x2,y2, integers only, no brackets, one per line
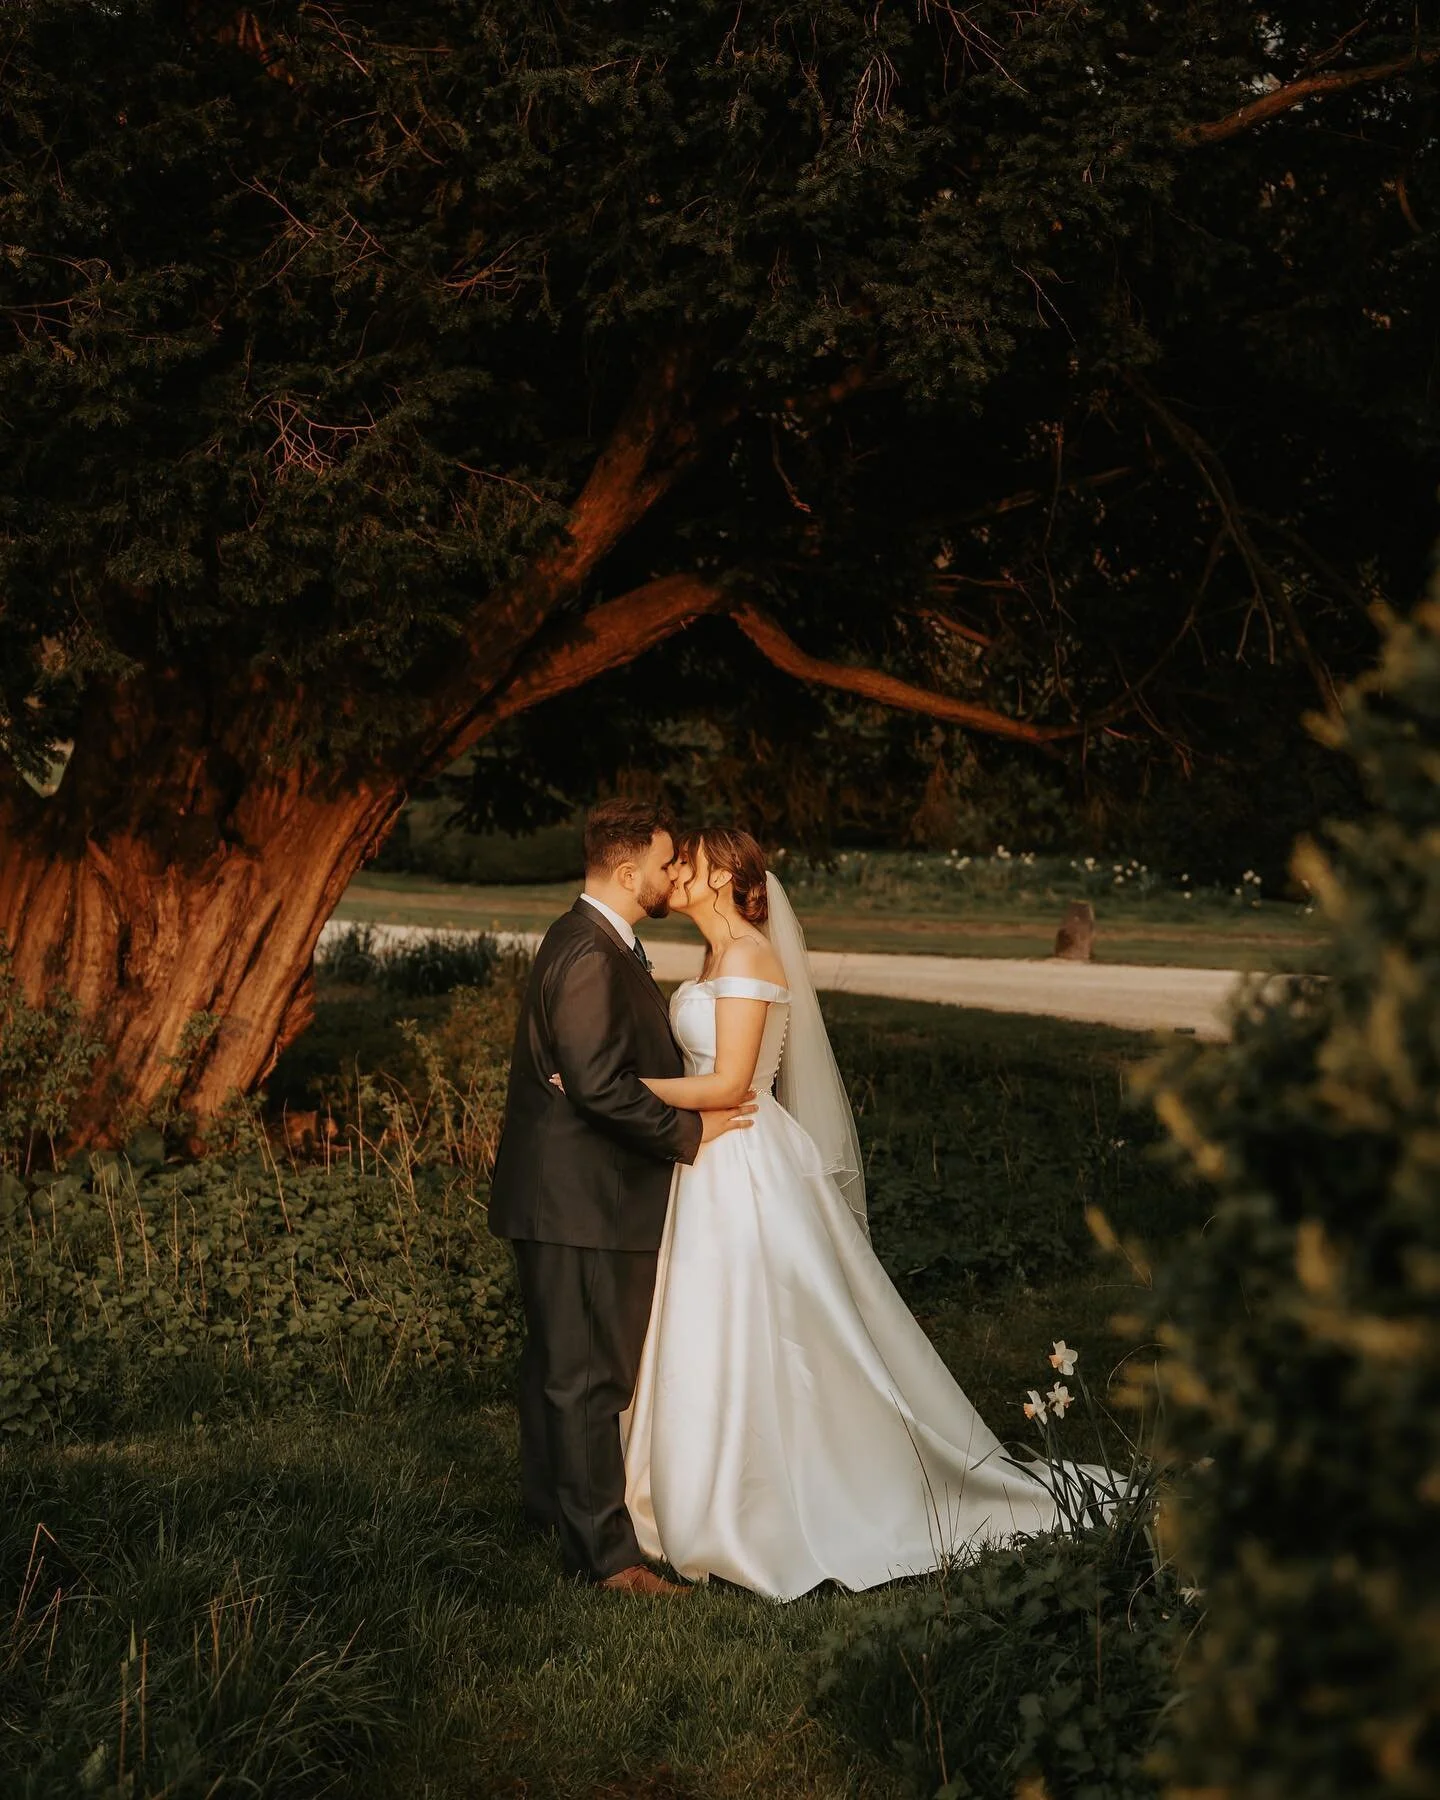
1,1404,904,1799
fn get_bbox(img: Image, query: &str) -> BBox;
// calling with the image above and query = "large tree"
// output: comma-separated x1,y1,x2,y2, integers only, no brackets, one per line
1,0,1437,1144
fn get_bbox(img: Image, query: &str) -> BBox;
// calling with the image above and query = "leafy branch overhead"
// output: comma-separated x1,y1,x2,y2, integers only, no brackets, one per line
0,2,1437,1142
2,1,1436,795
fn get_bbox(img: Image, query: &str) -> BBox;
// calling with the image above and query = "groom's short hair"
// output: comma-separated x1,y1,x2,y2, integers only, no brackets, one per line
583,798,675,874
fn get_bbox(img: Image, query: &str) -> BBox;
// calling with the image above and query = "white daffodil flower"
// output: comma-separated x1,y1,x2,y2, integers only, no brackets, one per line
1023,1390,1048,1426
1046,1383,1073,1417
1048,1340,1077,1376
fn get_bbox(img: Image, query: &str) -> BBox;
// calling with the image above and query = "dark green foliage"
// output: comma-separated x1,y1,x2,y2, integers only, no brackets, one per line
1,1,1434,857
815,1523,1190,1800
0,1156,519,1436
316,923,501,996
1141,601,1440,1796
0,939,105,1174
826,999,1183,1296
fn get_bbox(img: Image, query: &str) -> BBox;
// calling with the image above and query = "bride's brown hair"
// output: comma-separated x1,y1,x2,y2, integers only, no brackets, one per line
677,827,769,926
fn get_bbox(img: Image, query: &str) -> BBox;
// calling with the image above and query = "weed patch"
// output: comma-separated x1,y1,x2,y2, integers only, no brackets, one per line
0,1158,518,1437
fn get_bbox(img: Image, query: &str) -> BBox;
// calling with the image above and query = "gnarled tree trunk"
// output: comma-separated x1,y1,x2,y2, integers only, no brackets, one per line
0,353,1076,1153
0,673,408,1149
0,359,721,1153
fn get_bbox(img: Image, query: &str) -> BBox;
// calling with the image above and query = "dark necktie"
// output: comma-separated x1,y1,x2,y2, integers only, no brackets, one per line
631,938,653,974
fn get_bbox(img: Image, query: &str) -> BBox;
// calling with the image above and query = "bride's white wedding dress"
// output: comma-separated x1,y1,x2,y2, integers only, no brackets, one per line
622,954,1071,1601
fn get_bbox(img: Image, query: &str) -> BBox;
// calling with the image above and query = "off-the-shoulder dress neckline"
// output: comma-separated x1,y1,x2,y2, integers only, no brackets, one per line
676,975,791,999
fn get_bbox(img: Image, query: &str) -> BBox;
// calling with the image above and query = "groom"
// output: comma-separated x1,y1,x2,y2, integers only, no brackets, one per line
489,798,754,1593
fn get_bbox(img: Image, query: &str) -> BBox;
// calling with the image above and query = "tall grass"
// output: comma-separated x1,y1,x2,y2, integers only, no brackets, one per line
1,1413,902,1798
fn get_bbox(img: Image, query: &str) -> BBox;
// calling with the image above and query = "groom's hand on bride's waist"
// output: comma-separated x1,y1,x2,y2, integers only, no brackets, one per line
700,1091,757,1142
548,1072,755,1143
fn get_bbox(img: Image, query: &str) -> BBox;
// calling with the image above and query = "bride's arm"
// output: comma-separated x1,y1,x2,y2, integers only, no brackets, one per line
641,995,769,1110
641,937,788,1109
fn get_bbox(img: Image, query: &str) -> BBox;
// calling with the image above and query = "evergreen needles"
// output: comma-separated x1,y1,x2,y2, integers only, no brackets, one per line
1143,601,1440,1798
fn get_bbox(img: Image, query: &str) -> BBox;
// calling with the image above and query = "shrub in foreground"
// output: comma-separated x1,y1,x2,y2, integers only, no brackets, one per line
1140,601,1440,1797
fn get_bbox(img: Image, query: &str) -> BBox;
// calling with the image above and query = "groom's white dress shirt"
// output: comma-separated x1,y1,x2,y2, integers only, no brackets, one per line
580,892,637,951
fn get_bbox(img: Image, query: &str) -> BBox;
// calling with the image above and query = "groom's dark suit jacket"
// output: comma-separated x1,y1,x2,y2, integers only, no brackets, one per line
489,899,703,1251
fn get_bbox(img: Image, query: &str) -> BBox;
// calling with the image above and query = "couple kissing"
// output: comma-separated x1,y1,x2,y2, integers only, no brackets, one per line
489,799,1078,1602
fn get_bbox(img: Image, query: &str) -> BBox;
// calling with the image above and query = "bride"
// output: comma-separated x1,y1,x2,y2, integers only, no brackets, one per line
621,827,1078,1601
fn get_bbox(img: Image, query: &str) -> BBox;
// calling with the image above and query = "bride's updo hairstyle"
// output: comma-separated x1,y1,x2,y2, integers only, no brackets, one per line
679,827,769,926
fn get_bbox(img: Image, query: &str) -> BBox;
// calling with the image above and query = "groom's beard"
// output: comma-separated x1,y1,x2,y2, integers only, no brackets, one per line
637,876,673,920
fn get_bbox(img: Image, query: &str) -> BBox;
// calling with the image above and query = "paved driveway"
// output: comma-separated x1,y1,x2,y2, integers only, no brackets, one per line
318,920,1276,1039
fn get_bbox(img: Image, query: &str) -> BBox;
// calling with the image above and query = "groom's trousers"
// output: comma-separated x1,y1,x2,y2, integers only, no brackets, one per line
512,1239,659,1581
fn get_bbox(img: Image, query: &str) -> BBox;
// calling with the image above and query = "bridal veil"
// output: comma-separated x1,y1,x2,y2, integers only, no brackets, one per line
762,871,868,1236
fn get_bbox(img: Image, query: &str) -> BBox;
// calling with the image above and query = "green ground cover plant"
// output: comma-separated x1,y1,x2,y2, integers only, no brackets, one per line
1137,602,1440,1798
0,938,105,1176
816,1522,1191,1800
1,960,1195,1795
829,998,1184,1299
0,1156,518,1439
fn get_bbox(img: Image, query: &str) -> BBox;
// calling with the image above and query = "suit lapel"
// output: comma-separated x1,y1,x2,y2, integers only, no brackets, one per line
572,899,673,1031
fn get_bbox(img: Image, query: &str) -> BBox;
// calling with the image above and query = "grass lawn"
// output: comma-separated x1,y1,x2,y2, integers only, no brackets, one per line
7,1409,903,1798
3,991,1192,1798
335,868,1327,971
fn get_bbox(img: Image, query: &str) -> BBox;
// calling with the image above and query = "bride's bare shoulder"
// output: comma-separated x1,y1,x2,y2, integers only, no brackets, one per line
714,936,788,989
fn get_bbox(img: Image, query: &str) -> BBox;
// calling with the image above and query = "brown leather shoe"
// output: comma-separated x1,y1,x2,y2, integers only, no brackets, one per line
597,1564,689,1596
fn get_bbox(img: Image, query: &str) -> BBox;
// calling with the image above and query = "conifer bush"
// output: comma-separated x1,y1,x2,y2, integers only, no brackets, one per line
1140,600,1440,1797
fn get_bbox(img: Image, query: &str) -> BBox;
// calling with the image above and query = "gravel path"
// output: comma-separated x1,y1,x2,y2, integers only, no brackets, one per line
319,919,1275,1039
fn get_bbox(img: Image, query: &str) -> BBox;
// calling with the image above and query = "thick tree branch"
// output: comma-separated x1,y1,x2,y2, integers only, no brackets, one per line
412,346,886,781
729,605,1093,747
466,576,1154,758
407,350,713,775
913,608,996,650
474,348,709,659
1182,48,1440,146
462,574,730,744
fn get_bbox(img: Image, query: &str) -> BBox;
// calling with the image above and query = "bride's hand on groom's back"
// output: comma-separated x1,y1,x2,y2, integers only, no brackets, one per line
700,1091,758,1143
